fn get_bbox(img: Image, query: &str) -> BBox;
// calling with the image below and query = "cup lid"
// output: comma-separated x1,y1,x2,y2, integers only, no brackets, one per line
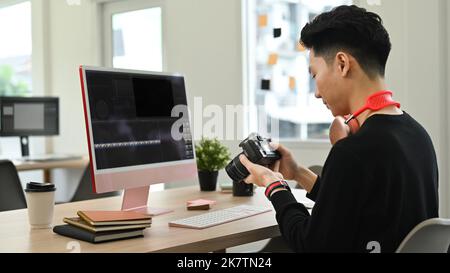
25,182,56,192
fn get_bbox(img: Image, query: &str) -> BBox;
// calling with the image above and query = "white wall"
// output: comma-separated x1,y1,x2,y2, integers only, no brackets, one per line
47,0,99,155
34,0,449,215
163,0,244,187
33,0,100,201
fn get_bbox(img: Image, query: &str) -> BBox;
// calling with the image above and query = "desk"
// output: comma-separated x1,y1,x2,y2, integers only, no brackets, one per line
13,156,90,183
0,186,312,253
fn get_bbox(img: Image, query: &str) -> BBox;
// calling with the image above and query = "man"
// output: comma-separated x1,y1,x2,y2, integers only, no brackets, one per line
240,5,439,253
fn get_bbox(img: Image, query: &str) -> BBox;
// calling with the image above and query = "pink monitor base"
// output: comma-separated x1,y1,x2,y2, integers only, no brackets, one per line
121,186,173,216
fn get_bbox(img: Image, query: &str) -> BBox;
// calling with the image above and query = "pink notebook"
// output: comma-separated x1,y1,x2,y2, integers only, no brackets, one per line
77,211,152,226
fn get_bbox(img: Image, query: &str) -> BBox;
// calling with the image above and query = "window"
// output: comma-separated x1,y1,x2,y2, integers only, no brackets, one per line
0,1,32,96
245,0,351,140
103,0,164,72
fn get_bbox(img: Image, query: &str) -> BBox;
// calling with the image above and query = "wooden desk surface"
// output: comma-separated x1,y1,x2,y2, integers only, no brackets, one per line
0,186,311,253
13,156,89,172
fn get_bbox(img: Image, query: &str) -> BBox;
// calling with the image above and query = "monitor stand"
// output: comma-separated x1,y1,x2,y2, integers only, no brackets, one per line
121,186,173,216
20,136,30,157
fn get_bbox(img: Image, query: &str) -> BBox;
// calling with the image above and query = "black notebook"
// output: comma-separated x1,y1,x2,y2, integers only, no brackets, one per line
53,224,145,244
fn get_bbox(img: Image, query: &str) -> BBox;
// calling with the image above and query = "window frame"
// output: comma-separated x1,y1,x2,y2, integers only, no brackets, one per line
100,0,167,71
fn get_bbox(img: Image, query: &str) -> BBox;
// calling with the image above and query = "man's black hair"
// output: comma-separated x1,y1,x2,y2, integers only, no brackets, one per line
300,5,391,78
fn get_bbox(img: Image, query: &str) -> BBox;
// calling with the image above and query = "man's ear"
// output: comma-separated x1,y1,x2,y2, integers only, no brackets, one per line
335,52,350,77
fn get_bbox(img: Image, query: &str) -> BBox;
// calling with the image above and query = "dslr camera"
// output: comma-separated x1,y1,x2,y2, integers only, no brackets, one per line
225,133,281,182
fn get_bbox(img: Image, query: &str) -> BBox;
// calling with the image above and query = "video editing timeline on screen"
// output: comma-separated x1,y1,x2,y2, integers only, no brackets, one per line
85,70,194,170
94,139,162,150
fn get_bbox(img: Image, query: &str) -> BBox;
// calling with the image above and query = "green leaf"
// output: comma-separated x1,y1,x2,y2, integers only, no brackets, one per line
195,137,231,172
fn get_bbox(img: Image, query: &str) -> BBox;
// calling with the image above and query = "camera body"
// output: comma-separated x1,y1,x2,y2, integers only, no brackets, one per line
225,133,281,182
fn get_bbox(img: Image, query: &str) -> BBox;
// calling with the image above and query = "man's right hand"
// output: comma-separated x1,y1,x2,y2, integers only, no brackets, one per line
329,115,360,145
269,143,318,193
269,143,299,181
329,116,351,145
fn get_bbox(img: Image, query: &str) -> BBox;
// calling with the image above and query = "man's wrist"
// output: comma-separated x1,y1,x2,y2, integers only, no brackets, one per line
261,176,282,187
264,180,291,200
294,166,309,185
294,166,318,193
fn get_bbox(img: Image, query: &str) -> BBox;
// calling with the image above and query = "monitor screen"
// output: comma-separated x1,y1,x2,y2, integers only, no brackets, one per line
83,69,194,171
0,97,59,136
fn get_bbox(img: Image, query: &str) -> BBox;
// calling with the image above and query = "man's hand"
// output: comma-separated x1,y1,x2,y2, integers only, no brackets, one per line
329,116,349,145
329,115,360,145
239,155,283,187
269,142,318,193
268,143,299,180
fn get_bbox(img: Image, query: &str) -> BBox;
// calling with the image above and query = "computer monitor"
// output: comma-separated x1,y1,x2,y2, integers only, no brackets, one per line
0,97,59,156
79,66,197,216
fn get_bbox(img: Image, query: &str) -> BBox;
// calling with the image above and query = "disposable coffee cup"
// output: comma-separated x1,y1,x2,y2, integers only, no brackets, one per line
25,182,56,229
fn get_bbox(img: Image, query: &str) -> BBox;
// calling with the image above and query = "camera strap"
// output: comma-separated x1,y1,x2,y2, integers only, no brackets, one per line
344,90,401,125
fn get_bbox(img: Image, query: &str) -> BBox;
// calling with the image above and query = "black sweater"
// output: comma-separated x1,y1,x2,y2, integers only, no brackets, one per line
271,113,439,253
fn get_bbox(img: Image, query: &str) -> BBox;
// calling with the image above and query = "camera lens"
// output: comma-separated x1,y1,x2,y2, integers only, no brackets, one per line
225,154,250,182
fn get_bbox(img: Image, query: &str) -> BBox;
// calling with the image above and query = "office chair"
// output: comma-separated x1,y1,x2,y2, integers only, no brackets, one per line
70,165,121,202
0,160,27,212
396,218,450,253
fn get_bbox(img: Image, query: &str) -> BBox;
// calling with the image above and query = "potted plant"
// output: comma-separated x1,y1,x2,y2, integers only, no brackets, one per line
195,137,231,191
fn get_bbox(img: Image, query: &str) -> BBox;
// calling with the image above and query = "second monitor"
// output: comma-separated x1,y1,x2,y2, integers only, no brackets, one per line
79,66,197,215
0,96,59,157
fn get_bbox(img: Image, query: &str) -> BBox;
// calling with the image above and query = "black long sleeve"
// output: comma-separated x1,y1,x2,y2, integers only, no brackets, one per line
271,145,367,252
306,176,321,201
270,113,439,253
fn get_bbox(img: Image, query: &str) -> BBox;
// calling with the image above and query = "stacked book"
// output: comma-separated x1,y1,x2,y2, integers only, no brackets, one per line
53,211,152,243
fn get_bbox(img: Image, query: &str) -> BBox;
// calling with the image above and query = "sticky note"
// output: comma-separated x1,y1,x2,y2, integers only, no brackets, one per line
289,77,296,91
187,204,210,210
187,199,216,206
187,199,216,210
273,28,282,38
268,53,278,65
258,14,268,27
261,79,271,91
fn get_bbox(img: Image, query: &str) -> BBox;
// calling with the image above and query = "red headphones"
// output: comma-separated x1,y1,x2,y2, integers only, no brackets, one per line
345,90,401,125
